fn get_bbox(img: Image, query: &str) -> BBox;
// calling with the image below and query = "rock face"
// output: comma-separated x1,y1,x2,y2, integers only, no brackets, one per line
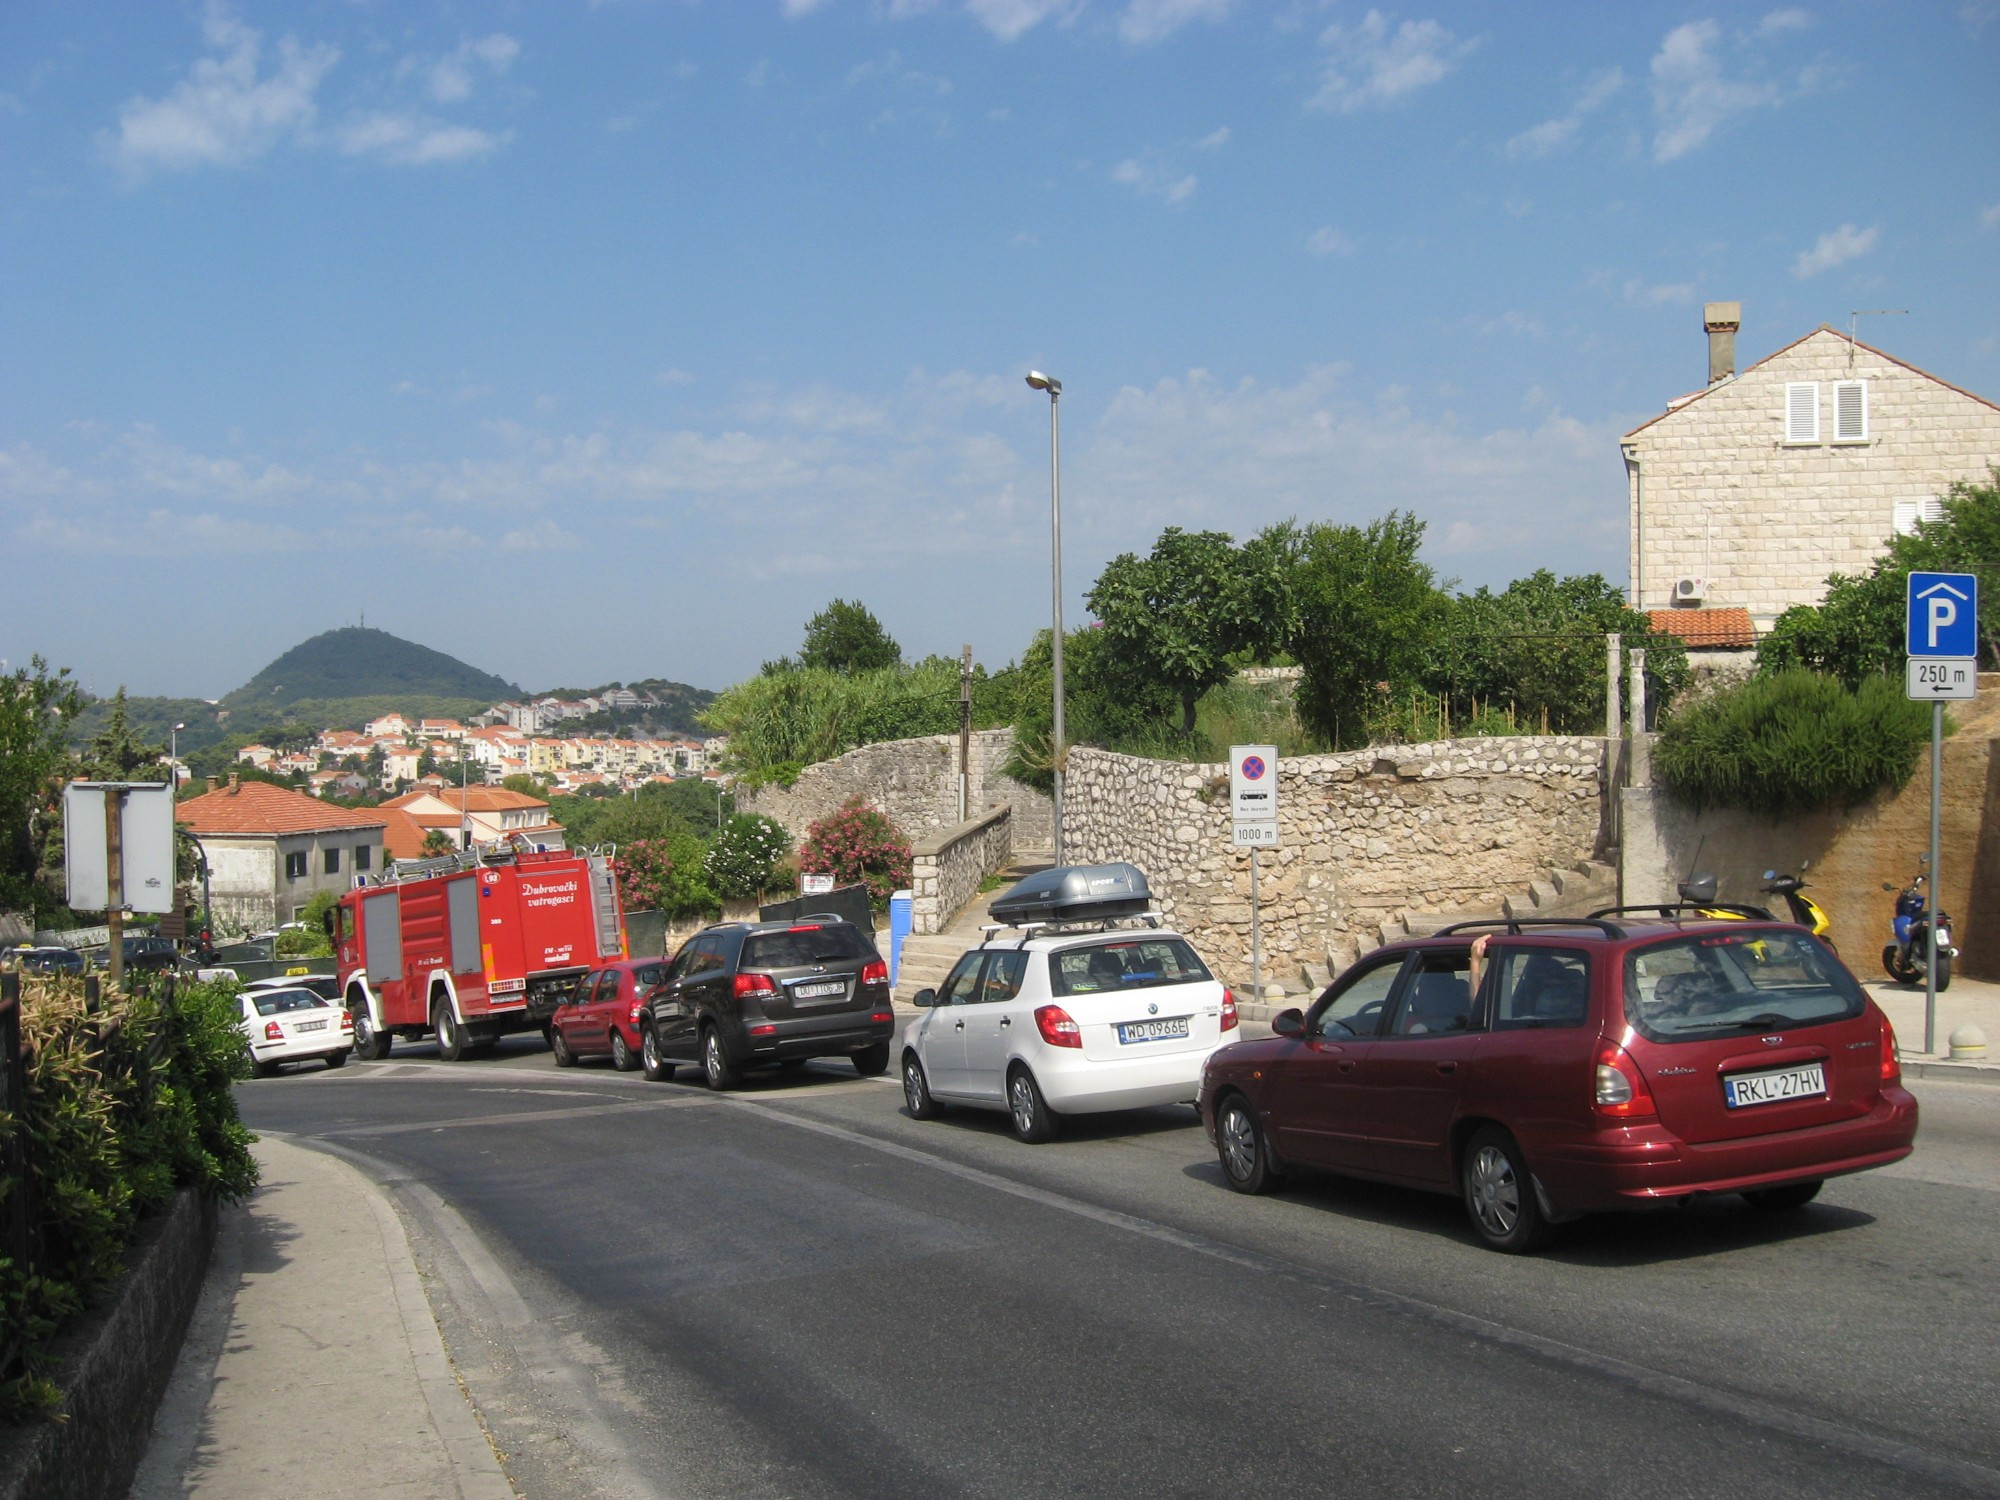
1063,737,1607,985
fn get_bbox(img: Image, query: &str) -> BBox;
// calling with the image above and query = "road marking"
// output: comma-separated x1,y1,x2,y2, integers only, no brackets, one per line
319,1098,706,1138
726,1098,2000,1496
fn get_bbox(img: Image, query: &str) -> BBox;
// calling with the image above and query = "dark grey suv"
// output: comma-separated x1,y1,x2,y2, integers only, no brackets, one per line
638,916,895,1089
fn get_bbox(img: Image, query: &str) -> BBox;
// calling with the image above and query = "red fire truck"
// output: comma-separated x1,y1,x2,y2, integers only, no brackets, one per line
334,845,626,1060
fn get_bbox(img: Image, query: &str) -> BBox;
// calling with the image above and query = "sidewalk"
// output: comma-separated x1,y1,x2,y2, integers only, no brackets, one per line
1866,970,2000,1076
129,1137,513,1500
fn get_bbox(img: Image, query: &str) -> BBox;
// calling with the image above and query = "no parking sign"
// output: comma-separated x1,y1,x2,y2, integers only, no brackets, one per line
1229,744,1279,847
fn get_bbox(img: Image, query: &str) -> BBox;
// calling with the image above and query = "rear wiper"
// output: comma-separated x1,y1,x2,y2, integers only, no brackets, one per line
1732,1013,1797,1031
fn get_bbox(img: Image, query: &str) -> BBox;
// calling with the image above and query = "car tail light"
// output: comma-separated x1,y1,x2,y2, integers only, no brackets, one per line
860,959,888,986
1880,1014,1901,1084
1034,1004,1082,1049
263,1021,284,1041
733,972,777,1000
748,1022,777,1037
789,923,822,933
869,1011,893,1024
629,1002,644,1023
1593,1041,1658,1119
339,1011,353,1030
1220,988,1239,1032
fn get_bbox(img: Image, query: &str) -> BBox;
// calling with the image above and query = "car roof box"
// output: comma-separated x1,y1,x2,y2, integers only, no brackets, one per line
988,862,1152,925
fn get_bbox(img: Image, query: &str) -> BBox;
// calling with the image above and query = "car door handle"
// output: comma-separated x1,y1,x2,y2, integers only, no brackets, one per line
1436,1061,1457,1075
954,1020,965,1030
999,1017,1011,1028
1337,1060,1356,1073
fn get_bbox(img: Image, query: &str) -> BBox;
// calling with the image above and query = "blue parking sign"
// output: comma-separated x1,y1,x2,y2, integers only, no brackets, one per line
1906,572,1978,657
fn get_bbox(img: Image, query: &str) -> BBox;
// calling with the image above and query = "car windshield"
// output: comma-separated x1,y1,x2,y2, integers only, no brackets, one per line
1625,929,1865,1042
1049,938,1212,996
251,990,327,1016
742,926,874,968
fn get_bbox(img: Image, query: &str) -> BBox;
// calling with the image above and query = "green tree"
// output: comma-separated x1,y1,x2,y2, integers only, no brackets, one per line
80,689,169,782
1759,469,2000,684
798,598,902,674
704,813,791,901
0,657,84,917
1272,512,1451,749
1087,527,1292,735
500,773,549,798
1003,625,1180,791
420,829,457,857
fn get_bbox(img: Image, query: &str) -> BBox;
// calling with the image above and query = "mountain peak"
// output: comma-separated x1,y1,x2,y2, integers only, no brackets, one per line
222,627,520,709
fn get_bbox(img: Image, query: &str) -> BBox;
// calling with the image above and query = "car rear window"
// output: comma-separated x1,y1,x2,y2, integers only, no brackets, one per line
1050,938,1212,996
251,990,327,1016
1625,930,1865,1043
742,925,874,969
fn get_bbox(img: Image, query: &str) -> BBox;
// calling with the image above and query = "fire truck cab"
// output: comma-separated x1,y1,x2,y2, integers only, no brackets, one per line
335,844,625,1061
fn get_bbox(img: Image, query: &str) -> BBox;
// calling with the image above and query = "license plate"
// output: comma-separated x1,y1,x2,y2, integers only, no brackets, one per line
793,980,845,1000
1723,1062,1826,1108
1117,1016,1190,1045
295,1018,327,1033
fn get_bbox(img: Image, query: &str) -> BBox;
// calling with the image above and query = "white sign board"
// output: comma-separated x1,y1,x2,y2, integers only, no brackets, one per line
1231,822,1279,848
800,873,835,895
1229,745,1279,831
1907,657,1977,701
64,782,178,914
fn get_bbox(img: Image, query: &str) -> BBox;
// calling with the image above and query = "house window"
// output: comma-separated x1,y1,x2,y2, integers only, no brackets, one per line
356,845,372,872
1784,382,1819,443
1893,498,1944,537
285,851,308,880
1833,380,1868,442
324,847,341,875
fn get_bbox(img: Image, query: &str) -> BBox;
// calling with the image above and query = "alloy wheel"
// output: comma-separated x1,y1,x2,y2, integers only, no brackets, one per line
1010,1075,1035,1135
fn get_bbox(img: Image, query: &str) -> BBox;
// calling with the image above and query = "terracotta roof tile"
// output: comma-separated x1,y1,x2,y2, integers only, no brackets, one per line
378,807,437,861
1648,606,1757,649
177,780,387,837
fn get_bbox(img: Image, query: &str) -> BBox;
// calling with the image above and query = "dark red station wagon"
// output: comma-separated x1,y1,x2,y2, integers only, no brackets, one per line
1198,915,1918,1252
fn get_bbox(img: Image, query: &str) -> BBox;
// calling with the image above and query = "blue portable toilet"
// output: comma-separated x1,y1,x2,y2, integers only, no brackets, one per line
888,889,913,990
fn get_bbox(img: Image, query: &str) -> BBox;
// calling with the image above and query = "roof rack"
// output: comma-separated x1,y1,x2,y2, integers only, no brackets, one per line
1433,916,1629,939
1588,902,1775,922
980,910,1167,943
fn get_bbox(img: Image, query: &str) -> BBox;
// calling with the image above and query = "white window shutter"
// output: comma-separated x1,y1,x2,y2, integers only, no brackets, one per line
1834,380,1868,441
1785,382,1819,442
1893,497,1944,536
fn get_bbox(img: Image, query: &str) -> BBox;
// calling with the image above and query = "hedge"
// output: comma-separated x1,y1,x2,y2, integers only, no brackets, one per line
0,974,257,1418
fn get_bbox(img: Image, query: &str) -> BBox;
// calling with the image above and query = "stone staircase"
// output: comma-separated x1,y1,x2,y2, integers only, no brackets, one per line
1287,857,1622,998
893,849,1054,1003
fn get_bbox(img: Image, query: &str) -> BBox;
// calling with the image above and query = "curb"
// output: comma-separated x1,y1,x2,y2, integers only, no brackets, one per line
0,1189,218,1500
1898,1058,2000,1086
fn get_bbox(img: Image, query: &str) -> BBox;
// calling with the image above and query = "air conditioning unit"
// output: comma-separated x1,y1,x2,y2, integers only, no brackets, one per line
1673,577,1707,604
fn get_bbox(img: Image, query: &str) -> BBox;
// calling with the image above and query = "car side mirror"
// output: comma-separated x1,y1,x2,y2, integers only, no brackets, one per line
1882,882,1896,892
911,988,938,1009
1762,869,1777,881
1271,1008,1305,1038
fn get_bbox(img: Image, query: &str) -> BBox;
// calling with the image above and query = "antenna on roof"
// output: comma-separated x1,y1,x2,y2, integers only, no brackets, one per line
1847,309,1907,368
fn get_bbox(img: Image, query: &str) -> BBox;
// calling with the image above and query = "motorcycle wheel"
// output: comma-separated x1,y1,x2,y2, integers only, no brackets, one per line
1936,952,1953,992
1882,945,1908,984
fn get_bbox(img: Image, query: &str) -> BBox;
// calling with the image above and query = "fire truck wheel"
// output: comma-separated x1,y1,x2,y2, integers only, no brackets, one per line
434,1001,469,1062
550,1028,577,1067
610,1029,640,1072
701,1026,740,1091
350,1006,393,1061
640,1025,674,1082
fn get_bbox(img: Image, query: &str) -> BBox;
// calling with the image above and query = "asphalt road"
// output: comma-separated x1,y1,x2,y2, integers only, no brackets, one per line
239,1034,2000,1500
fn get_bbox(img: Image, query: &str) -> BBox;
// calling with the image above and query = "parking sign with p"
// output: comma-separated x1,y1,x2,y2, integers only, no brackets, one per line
1907,572,1978,658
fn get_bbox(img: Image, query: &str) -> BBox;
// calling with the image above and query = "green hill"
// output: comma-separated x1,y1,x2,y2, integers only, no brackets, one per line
223,627,519,711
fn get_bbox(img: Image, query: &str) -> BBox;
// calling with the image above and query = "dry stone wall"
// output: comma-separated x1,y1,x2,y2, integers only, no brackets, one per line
910,803,1013,934
1064,738,1607,986
742,728,1052,849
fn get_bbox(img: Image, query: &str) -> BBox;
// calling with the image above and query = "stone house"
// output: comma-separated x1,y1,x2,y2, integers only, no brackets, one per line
1623,304,2000,633
177,776,387,933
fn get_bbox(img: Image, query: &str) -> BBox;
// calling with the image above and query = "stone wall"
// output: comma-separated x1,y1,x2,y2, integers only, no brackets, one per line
742,728,1052,850
1063,738,1607,986
910,804,1012,935
1625,326,2000,625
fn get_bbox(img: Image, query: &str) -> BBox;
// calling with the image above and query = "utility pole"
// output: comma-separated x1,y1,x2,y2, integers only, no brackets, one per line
104,789,126,990
959,644,973,824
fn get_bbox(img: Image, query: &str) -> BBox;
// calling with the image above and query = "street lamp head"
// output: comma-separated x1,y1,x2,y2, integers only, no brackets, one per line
1025,370,1061,396
173,722,186,732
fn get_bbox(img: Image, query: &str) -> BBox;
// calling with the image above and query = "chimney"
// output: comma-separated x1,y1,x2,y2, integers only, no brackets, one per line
1704,301,1741,386
227,772,240,795
205,776,218,792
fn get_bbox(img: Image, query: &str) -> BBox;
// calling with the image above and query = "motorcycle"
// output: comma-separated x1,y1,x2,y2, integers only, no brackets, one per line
1882,860,1955,991
1761,866,1834,948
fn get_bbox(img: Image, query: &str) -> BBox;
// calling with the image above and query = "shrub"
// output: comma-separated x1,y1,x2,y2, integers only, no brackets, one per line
612,829,717,922
704,814,791,902
1,974,257,1417
796,799,911,911
1653,669,1935,816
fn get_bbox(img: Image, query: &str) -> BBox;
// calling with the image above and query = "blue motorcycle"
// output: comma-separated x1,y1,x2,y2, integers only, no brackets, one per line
1882,861,1955,991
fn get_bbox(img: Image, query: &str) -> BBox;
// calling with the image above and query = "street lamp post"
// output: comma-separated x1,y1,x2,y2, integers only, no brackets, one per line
170,722,185,786
1025,370,1066,865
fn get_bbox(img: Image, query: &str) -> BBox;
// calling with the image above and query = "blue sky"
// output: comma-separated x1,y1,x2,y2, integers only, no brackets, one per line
3,1,1996,699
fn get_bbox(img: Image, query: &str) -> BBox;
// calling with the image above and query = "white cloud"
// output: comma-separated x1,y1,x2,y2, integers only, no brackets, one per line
1504,67,1622,159
963,0,1074,43
1980,202,2000,231
1756,8,1813,37
1195,126,1230,151
1465,311,1546,338
1623,278,1696,306
107,7,338,173
1792,222,1879,278
1649,19,1785,162
1309,10,1473,114
1113,157,1197,206
428,34,519,105
1118,0,1238,46
1306,226,1353,255
334,114,511,166
782,0,834,15
500,519,581,552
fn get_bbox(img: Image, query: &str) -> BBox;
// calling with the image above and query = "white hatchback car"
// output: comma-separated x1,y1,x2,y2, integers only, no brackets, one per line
239,986,353,1076
901,925,1237,1142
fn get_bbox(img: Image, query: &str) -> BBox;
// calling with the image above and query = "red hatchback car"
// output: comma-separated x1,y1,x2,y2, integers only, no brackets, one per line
548,957,669,1071
1199,916,1918,1252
